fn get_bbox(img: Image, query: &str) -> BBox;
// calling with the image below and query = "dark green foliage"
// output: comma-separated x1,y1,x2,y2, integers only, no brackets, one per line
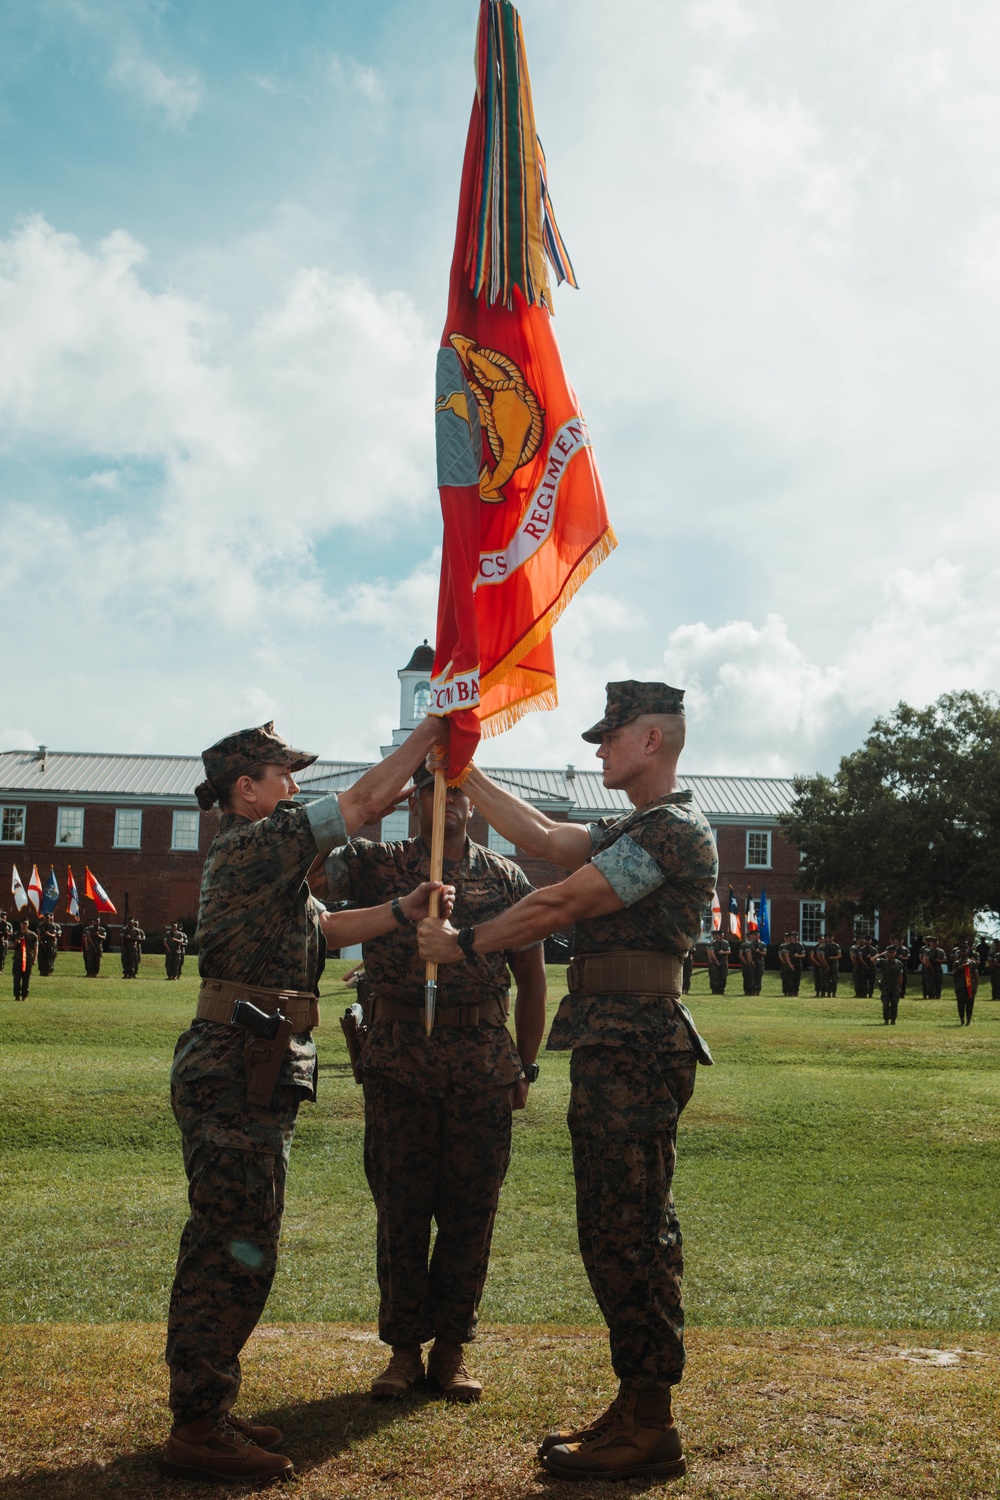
780,691,1000,937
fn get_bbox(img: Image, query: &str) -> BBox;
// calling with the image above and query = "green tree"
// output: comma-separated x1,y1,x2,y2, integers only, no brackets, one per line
780,691,1000,940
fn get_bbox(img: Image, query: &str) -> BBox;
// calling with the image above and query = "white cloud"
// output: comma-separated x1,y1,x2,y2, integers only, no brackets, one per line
329,52,385,106
109,43,203,126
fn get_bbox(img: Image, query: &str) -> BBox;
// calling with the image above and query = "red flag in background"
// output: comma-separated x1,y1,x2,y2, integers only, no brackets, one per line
84,867,118,915
432,0,615,780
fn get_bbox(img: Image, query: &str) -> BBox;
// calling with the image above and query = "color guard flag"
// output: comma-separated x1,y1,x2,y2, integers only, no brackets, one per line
431,0,615,779
40,866,60,916
759,887,770,945
66,866,80,920
27,864,43,915
745,886,758,933
728,886,742,939
11,864,28,912
84,866,118,915
711,889,722,933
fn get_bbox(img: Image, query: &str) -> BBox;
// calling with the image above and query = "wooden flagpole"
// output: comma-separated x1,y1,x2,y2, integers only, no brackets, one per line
424,768,448,1035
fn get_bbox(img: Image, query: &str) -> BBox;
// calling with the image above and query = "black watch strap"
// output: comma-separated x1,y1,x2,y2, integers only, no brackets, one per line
522,1062,540,1084
457,925,477,958
391,898,410,927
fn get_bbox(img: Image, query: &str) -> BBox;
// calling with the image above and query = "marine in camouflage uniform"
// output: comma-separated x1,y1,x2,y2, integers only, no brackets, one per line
849,940,865,997
877,946,904,1024
987,941,1000,1000
322,764,546,1401
121,918,145,978
165,922,189,980
82,917,107,977
810,942,827,996
952,944,978,1025
822,937,841,996
12,919,38,1000
739,935,758,995
707,931,730,994
419,681,718,1483
0,910,11,971
163,716,445,1484
37,914,61,976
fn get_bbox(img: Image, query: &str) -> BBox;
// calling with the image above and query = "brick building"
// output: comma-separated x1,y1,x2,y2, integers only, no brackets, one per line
0,645,852,952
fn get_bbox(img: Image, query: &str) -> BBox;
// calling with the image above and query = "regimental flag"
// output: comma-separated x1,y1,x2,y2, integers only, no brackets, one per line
745,886,758,933
728,886,742,939
11,864,28,912
27,864,43,915
711,889,722,933
431,0,615,779
759,887,771,945
66,866,80,921
84,867,118,915
40,867,60,916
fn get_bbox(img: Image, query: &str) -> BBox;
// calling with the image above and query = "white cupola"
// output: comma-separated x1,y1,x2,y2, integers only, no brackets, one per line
381,639,435,756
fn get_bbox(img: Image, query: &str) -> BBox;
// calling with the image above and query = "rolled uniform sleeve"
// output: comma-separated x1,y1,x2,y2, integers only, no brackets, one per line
592,834,666,907
305,794,348,860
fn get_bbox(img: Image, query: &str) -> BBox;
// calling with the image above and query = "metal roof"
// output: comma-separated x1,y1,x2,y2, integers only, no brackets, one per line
0,749,796,821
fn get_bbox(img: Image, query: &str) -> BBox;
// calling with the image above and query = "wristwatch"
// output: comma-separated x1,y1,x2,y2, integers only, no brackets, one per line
390,898,411,927
522,1062,540,1084
456,925,477,959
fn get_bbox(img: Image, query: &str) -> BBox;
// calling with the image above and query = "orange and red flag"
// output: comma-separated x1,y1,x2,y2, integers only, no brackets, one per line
431,0,615,780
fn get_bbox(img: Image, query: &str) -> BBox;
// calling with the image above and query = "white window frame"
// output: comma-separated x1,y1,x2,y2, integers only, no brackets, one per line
380,809,411,842
171,810,201,851
56,807,85,846
800,900,825,944
746,829,772,869
853,912,880,941
487,826,517,857
1,805,26,844
114,808,143,849
412,680,432,721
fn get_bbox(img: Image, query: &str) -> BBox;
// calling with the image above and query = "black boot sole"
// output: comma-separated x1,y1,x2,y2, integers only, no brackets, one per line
541,1453,686,1481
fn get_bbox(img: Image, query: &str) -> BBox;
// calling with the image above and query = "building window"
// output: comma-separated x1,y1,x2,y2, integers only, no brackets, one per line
487,827,517,856
171,810,201,851
381,809,411,842
853,912,879,941
412,681,432,721
56,808,84,846
800,900,825,944
114,809,143,849
1,806,26,844
746,830,771,868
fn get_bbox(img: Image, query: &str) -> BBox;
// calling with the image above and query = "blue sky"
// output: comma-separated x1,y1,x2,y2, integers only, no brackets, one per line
2,0,999,776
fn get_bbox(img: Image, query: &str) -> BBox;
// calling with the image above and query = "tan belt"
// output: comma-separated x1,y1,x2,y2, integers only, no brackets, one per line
372,994,509,1029
566,950,683,997
197,978,320,1032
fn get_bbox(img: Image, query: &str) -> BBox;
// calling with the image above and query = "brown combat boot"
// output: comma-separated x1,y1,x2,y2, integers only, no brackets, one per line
163,1417,294,1482
537,1391,624,1459
426,1340,482,1402
225,1413,284,1449
370,1344,425,1399
540,1386,685,1482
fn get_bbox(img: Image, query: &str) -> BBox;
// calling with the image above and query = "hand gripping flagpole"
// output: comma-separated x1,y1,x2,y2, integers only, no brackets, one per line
424,768,448,1036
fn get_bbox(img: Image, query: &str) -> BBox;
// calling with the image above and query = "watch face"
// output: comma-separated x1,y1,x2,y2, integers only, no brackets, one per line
523,1063,540,1083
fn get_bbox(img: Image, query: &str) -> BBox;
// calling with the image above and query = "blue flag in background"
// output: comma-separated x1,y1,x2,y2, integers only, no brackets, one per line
40,866,59,915
759,888,770,944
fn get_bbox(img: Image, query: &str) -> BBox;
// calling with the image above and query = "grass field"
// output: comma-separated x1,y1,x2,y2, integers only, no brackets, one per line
2,957,998,1329
2,957,1000,1496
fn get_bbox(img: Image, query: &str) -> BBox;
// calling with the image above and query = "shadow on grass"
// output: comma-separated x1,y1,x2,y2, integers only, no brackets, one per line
2,1391,422,1498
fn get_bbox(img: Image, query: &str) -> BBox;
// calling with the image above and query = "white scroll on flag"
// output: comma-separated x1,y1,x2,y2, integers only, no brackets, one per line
11,864,28,912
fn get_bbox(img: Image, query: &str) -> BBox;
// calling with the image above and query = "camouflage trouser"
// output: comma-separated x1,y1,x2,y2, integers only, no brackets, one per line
165,1076,298,1422
363,1071,512,1347
567,1045,696,1391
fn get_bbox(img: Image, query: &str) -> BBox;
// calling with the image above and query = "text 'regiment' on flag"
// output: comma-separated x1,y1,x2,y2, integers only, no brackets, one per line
432,0,616,780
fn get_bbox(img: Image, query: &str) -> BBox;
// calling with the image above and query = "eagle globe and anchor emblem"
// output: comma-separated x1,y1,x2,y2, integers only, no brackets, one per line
435,333,544,504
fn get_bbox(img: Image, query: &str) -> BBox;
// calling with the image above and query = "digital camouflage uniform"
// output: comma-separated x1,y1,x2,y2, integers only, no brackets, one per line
325,835,535,1350
920,942,946,999
165,787,346,1424
121,921,145,979
37,916,61,976
952,948,978,1025
988,943,1000,1000
707,934,730,995
739,936,764,996
82,919,107,977
822,938,841,997
878,953,904,1024
165,925,189,980
546,790,718,1390
12,927,38,1001
0,912,11,971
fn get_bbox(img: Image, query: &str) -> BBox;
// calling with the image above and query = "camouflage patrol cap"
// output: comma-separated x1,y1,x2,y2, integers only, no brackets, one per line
581,680,685,743
201,720,317,788
412,763,435,791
